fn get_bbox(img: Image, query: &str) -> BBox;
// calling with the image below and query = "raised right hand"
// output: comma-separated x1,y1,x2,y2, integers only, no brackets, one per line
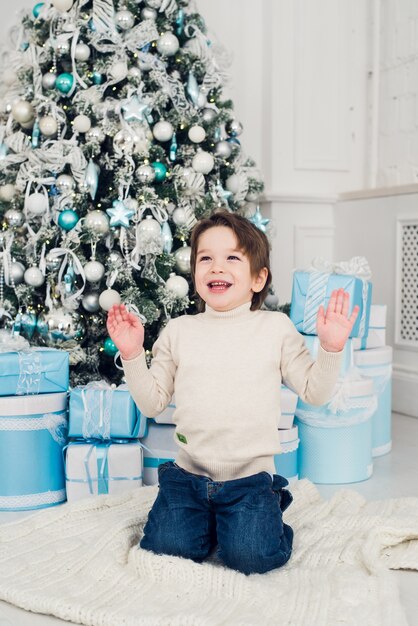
106,304,145,360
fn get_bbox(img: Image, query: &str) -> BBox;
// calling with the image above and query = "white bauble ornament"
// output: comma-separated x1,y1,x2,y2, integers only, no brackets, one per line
0,184,16,202
165,273,189,298
39,116,58,137
174,245,191,274
188,125,206,143
202,108,217,123
74,43,91,61
136,164,155,183
4,209,24,227
12,100,34,124
128,66,142,79
214,140,232,159
152,120,174,142
26,192,48,215
115,10,135,30
73,114,91,133
42,72,57,89
20,117,35,129
137,215,161,237
84,260,105,282
82,293,100,313
172,207,187,226
245,191,259,202
192,151,214,175
52,0,73,10
109,61,128,81
225,174,240,194
99,289,121,311
84,210,110,235
56,174,75,193
10,261,25,284
156,33,179,56
24,267,45,287
141,7,157,20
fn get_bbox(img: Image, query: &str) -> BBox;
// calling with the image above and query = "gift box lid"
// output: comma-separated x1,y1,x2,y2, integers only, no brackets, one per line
278,425,298,443
0,348,69,378
0,392,67,416
353,346,393,367
369,304,387,328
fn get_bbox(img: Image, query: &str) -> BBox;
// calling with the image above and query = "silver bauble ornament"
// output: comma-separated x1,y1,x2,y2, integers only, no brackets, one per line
4,209,24,227
113,129,134,153
174,245,191,274
84,210,110,235
214,140,232,159
202,108,217,123
56,174,76,193
12,100,34,124
54,40,70,56
84,260,105,282
172,207,187,226
39,116,58,137
115,10,135,30
165,273,189,298
45,252,62,272
226,119,243,137
136,164,155,184
109,61,128,81
108,250,122,264
152,120,174,142
156,33,179,57
42,72,57,89
137,215,161,236
24,266,45,287
0,184,16,202
82,292,100,313
99,289,121,311
141,7,157,19
225,174,241,194
74,43,91,61
9,261,25,284
73,114,91,133
37,308,85,343
192,151,214,174
86,126,105,143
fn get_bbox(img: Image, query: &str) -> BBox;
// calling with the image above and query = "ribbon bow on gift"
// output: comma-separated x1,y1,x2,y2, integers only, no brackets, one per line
309,256,372,281
0,330,30,353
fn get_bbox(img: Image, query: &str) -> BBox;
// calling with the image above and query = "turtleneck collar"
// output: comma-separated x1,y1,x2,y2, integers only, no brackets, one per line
201,300,254,321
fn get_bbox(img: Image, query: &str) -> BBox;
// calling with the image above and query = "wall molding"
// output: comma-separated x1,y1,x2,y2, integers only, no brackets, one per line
392,363,418,418
339,183,418,201
262,192,337,204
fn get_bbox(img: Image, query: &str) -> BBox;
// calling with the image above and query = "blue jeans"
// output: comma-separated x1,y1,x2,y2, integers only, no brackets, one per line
140,462,293,575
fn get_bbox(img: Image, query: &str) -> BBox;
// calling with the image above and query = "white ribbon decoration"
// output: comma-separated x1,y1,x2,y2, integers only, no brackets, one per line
308,256,372,281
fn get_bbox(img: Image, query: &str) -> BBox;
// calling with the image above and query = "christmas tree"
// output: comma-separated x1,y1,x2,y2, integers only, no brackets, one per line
0,0,265,385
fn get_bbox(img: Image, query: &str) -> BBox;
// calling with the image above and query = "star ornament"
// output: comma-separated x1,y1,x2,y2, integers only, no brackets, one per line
121,96,150,123
213,181,232,205
106,200,135,228
248,206,270,233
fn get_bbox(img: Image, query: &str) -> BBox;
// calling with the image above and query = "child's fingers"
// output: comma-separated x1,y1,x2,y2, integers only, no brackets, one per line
326,290,338,314
349,305,360,326
127,312,143,328
316,304,325,328
335,288,344,313
341,292,349,317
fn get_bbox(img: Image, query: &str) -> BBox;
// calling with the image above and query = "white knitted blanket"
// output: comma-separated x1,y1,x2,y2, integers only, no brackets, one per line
0,480,418,626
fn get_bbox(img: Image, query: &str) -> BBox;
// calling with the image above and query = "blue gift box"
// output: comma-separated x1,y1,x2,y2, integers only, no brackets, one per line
0,392,68,510
302,335,353,378
69,384,146,440
0,348,69,396
290,270,372,338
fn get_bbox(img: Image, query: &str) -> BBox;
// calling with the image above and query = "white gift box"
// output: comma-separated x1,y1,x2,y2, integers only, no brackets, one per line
140,421,178,486
153,396,176,424
274,426,299,481
279,385,298,429
353,305,387,350
65,442,143,502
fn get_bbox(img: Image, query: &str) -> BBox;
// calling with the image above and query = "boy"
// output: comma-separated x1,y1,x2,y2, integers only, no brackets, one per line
107,211,359,575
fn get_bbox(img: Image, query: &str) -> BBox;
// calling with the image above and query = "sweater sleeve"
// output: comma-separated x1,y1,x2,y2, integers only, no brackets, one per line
121,320,176,418
279,314,343,406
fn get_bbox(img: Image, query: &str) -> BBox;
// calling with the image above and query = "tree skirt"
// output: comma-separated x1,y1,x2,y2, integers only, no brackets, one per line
0,480,417,626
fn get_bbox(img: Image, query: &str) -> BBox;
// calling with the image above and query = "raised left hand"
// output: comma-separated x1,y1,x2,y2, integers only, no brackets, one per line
317,288,360,352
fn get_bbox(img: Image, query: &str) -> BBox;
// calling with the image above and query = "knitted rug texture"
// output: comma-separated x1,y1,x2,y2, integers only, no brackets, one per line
0,480,418,626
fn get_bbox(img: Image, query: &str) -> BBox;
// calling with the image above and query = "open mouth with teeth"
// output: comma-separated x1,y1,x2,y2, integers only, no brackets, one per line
207,280,232,292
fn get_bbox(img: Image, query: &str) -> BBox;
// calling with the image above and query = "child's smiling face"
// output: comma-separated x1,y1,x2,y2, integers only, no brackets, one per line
194,226,268,312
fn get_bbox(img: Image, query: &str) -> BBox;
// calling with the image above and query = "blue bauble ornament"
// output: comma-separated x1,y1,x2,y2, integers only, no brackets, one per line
55,73,74,94
103,336,118,356
151,161,167,182
92,71,104,85
58,209,79,231
33,2,44,18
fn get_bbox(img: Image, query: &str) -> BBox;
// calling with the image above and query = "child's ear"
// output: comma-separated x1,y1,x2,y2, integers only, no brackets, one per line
252,267,268,293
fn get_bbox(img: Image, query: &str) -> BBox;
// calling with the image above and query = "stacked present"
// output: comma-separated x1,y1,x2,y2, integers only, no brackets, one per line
65,383,147,501
0,333,69,511
288,257,394,485
274,385,299,481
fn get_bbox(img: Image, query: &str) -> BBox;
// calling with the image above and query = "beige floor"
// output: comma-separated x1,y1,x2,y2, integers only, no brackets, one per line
0,412,417,626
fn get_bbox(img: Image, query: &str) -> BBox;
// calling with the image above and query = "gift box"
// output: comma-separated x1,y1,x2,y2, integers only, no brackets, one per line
68,383,146,440
290,259,372,338
295,377,376,484
0,392,68,511
140,420,178,486
352,305,387,350
0,347,69,396
302,335,353,378
153,396,176,424
279,385,298,429
65,441,143,502
353,346,392,457
274,426,299,481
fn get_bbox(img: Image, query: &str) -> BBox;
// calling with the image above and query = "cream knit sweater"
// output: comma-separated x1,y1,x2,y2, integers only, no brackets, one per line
122,301,342,481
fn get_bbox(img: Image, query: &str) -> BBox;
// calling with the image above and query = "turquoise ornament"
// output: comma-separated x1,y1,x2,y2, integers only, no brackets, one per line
0,144,8,160
248,206,270,233
58,209,79,231
169,133,177,162
33,2,44,18
32,119,40,149
175,8,184,35
56,73,74,94
92,71,104,85
103,336,118,356
106,199,135,228
151,162,167,182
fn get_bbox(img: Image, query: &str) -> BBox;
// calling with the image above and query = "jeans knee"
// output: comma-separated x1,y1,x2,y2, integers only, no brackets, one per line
140,529,209,562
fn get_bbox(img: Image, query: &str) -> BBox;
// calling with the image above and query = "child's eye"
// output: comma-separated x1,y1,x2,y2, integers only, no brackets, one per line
228,255,240,261
199,256,211,261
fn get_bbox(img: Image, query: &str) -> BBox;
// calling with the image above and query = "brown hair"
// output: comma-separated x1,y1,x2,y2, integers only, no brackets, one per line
189,210,272,311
